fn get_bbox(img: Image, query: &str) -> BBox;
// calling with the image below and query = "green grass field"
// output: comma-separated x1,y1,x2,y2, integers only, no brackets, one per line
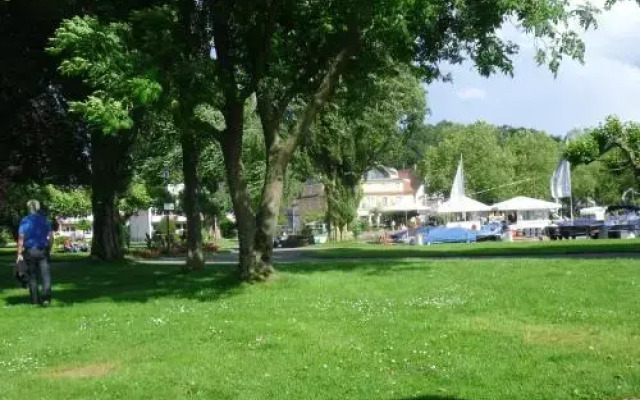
1,252,639,399
310,238,640,259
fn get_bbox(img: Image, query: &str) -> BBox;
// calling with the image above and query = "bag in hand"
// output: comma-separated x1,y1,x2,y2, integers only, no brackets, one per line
13,259,29,288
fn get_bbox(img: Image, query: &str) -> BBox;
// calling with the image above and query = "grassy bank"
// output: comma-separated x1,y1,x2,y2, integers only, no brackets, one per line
309,238,640,259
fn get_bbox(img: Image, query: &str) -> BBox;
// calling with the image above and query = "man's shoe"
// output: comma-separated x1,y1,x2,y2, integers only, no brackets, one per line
41,300,50,308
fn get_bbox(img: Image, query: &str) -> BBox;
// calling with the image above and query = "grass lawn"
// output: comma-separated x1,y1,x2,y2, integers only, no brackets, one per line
1,255,639,399
309,238,640,259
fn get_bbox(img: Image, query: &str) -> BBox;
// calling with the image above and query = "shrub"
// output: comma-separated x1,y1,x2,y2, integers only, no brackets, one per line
53,235,67,249
220,219,237,239
76,219,92,231
351,220,367,239
0,227,13,247
153,216,177,235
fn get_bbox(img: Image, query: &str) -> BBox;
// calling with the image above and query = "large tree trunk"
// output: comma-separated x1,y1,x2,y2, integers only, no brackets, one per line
90,132,132,261
216,34,356,281
91,189,123,260
181,128,205,271
253,150,288,275
221,105,264,280
323,178,335,242
249,44,356,275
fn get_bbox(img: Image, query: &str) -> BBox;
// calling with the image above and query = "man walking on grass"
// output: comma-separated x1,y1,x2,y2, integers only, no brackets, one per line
16,200,54,307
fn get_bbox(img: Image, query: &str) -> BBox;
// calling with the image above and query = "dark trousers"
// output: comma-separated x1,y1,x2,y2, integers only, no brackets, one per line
24,247,51,304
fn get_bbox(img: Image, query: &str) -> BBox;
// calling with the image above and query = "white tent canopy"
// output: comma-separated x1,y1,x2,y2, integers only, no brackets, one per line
438,195,491,213
492,196,561,211
381,204,431,212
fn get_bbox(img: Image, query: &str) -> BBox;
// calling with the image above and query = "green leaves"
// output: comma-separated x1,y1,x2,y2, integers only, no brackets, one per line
566,116,640,176
48,15,162,134
69,96,133,134
119,180,153,218
126,78,163,105
565,134,601,165
417,123,564,203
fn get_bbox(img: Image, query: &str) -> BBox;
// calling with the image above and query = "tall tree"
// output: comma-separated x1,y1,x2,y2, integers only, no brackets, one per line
1,0,165,252
203,0,597,280
564,116,640,204
305,65,426,238
501,127,562,199
418,122,516,203
50,0,598,280
565,116,640,184
48,17,163,260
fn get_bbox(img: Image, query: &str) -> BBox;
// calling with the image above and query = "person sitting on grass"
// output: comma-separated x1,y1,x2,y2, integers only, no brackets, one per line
16,199,54,307
63,238,79,253
77,239,89,252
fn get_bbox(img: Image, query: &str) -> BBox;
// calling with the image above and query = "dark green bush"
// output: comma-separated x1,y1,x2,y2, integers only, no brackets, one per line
220,219,237,239
0,227,13,247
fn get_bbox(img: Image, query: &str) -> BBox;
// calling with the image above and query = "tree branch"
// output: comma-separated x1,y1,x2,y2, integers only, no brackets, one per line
280,35,359,161
256,89,293,151
190,116,223,142
211,3,238,107
245,0,278,97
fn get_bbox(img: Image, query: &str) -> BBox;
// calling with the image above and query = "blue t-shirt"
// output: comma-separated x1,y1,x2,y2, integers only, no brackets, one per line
19,214,52,248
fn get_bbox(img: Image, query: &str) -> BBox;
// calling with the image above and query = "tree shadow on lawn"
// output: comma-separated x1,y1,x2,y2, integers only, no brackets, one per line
1,259,243,306
1,257,438,305
277,260,436,276
394,396,467,400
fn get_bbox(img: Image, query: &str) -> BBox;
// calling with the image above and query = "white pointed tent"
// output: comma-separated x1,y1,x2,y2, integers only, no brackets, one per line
450,157,465,199
437,157,491,214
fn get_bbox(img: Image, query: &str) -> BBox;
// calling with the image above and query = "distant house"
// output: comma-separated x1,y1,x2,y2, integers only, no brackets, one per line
287,181,326,233
56,216,93,240
358,166,441,227
290,166,442,231
129,208,187,242
129,183,188,242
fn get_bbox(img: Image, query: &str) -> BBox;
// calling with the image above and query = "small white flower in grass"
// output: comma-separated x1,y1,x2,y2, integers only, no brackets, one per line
150,317,167,326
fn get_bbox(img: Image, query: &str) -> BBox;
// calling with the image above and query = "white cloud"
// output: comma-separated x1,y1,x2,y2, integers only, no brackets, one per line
456,87,486,101
427,1,640,136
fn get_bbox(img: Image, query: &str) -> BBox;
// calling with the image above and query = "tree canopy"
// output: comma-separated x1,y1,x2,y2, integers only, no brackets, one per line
16,0,607,280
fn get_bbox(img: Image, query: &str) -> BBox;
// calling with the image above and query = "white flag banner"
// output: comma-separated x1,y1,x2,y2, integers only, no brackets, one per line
450,156,465,199
550,159,572,199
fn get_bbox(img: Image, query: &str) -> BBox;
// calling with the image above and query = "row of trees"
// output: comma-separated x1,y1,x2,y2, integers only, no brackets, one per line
409,122,637,206
3,0,620,281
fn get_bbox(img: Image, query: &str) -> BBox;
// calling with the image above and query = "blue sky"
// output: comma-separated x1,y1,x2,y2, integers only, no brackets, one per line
426,0,640,137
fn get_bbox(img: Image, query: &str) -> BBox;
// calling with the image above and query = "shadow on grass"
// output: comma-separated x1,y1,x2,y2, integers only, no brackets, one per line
277,261,435,276
1,259,243,306
394,396,467,400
